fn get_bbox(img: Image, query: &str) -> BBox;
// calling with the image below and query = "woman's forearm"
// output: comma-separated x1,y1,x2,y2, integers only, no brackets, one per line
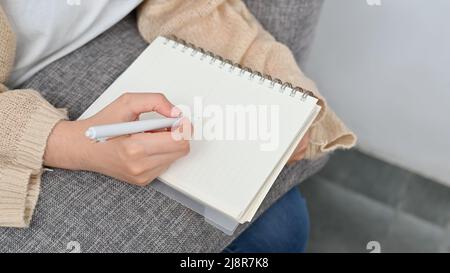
43,92,191,186
43,120,87,171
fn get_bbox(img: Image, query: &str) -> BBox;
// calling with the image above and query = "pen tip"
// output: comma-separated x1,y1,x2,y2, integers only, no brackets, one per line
85,128,94,139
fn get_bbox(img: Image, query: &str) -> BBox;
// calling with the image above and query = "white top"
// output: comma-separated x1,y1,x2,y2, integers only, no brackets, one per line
1,0,142,88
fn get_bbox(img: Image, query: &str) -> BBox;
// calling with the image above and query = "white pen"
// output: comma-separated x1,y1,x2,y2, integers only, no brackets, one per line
85,118,181,141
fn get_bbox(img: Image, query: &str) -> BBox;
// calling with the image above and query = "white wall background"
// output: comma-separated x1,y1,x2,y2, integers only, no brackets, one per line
304,0,450,185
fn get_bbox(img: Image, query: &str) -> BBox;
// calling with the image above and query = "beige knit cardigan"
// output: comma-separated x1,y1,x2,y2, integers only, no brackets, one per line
0,0,356,228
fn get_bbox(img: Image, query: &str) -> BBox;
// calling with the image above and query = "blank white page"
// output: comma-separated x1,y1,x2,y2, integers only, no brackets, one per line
80,37,318,221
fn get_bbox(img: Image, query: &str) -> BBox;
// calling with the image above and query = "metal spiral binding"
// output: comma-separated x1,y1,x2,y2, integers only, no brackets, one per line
163,36,314,100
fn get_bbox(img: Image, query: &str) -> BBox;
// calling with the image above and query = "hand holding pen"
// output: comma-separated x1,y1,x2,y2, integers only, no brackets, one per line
44,93,192,186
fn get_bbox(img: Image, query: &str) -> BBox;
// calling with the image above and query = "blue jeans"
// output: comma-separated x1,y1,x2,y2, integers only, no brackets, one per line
223,188,310,253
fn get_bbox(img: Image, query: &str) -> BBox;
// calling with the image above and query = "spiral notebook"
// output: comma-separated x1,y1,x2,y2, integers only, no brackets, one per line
79,36,321,235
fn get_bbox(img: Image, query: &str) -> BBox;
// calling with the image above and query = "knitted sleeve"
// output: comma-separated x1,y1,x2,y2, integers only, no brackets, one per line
0,6,67,228
137,0,356,159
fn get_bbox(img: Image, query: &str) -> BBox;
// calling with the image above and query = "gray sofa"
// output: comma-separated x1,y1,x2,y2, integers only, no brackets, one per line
0,0,327,252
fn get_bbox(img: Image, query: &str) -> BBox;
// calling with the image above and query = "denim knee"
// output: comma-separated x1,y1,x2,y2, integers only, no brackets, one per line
224,188,310,253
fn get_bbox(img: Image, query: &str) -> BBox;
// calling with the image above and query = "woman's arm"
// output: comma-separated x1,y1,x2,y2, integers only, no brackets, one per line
0,6,190,228
0,91,190,229
44,93,191,186
137,0,356,159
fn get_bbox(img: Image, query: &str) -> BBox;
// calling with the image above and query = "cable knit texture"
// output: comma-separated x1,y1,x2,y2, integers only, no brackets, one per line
0,0,355,228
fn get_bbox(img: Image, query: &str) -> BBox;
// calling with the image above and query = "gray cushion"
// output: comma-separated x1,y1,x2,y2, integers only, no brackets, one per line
0,0,327,252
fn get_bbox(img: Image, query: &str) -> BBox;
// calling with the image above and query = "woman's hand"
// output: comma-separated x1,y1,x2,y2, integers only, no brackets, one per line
287,130,310,164
44,93,191,186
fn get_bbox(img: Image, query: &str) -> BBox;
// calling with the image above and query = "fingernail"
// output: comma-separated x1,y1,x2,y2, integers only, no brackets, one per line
172,107,182,117
172,118,183,129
